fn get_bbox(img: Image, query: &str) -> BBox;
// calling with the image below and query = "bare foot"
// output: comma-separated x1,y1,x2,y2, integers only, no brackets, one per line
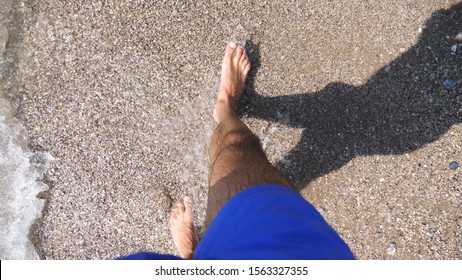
213,42,251,123
169,196,199,259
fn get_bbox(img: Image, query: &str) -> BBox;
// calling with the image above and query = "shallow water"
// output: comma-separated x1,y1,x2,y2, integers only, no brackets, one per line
0,98,50,259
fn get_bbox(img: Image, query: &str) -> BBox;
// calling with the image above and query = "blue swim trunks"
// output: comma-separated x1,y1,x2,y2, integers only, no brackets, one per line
119,184,354,260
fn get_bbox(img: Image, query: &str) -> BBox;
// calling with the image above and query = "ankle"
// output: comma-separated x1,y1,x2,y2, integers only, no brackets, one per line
216,97,233,109
214,100,236,123
217,89,236,106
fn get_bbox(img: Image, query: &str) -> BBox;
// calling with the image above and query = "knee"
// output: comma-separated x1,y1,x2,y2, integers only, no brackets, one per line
209,125,262,161
222,129,260,148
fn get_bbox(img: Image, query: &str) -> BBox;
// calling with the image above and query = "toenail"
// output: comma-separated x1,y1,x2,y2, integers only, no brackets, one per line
229,42,236,48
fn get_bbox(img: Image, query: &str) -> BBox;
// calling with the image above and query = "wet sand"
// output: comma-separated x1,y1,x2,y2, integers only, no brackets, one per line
3,0,461,259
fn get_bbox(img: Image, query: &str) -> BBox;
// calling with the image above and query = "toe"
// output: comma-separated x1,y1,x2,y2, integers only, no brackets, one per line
225,42,237,58
177,201,186,213
183,196,193,212
213,107,218,123
239,52,248,66
244,63,251,76
242,60,250,70
233,46,244,62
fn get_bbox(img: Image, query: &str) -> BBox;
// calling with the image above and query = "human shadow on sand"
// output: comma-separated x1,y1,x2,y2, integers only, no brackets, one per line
238,3,462,190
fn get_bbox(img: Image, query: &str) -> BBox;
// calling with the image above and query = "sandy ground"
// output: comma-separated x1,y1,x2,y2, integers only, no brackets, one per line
2,0,461,259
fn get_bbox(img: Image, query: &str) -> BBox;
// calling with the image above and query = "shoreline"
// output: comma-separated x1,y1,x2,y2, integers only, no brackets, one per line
1,0,50,260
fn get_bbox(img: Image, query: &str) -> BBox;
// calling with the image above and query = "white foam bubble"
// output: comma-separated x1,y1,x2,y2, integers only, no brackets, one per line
0,98,51,259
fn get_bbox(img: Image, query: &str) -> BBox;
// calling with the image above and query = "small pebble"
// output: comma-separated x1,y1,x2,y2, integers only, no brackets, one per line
439,89,448,95
443,79,455,91
451,44,458,55
387,243,397,256
449,161,459,170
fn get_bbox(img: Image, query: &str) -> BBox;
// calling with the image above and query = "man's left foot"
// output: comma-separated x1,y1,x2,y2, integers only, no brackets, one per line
169,196,199,259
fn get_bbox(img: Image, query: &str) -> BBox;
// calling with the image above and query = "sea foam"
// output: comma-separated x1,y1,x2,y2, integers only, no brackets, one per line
0,98,51,259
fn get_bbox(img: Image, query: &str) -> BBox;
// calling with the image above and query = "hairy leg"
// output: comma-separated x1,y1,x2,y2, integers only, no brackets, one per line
205,43,292,229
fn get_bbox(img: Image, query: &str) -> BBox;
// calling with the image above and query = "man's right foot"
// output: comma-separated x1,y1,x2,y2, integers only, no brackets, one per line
213,42,251,123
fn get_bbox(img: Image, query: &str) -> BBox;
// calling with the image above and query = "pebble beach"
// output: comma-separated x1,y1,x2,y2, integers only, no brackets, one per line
0,0,461,259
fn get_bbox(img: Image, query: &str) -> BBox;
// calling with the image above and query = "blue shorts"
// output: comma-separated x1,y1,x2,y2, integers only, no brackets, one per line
119,184,354,260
